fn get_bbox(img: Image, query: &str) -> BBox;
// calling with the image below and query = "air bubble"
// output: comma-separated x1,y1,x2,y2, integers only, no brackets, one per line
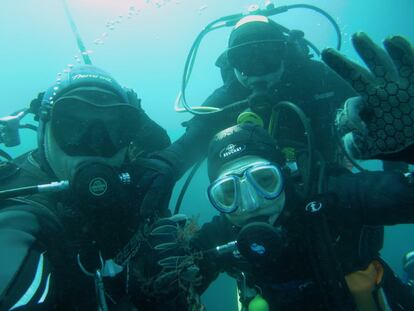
247,4,260,13
53,86,59,91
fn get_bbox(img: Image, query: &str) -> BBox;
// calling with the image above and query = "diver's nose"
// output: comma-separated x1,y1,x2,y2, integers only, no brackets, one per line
239,181,260,212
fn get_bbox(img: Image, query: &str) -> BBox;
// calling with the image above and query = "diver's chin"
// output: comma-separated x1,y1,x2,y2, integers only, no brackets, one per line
227,213,278,227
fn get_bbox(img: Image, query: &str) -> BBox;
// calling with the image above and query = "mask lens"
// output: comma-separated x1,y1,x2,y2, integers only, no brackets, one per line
208,176,238,213
248,164,283,198
227,40,285,76
51,97,141,157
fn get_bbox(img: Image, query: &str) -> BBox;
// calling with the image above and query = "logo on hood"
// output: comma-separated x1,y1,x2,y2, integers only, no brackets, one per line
72,73,113,84
220,143,246,159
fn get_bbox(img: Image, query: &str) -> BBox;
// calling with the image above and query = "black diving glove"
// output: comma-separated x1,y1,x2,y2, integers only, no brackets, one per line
322,33,414,163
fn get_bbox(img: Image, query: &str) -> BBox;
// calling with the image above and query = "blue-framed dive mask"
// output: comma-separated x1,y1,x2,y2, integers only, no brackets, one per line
207,162,284,214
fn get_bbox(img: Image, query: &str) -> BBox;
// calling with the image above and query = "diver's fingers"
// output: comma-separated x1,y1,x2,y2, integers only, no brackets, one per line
383,35,414,78
322,48,375,97
352,32,399,84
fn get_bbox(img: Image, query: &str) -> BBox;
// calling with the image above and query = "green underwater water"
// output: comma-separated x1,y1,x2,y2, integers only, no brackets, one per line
1,1,414,310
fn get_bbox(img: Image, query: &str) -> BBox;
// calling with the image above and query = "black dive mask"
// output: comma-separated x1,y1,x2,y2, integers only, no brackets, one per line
51,94,141,157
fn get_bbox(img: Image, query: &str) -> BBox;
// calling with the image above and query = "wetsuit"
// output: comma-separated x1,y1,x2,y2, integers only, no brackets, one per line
190,170,414,310
157,55,357,176
0,110,171,311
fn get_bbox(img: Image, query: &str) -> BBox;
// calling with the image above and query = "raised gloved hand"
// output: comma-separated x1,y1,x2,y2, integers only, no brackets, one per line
322,33,414,162
130,214,203,310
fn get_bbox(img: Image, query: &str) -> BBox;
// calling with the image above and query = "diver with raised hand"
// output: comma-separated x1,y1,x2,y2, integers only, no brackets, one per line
0,65,180,310
141,33,414,310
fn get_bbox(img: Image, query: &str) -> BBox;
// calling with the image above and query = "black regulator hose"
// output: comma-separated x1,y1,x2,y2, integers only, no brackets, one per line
275,4,342,51
174,160,203,215
270,101,316,198
181,15,242,115
0,149,13,161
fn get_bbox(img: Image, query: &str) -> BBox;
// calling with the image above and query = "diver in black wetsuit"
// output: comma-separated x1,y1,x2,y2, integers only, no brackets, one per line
0,65,177,310
188,121,414,311
155,15,358,176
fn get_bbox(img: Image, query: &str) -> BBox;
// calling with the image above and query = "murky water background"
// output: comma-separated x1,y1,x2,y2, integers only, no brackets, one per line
1,1,413,309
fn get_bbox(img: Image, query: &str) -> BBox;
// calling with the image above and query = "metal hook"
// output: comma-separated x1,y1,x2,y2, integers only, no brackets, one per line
77,251,104,277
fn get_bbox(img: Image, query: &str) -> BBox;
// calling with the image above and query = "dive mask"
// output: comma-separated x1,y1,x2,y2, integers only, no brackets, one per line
227,40,286,77
51,95,141,157
207,162,284,214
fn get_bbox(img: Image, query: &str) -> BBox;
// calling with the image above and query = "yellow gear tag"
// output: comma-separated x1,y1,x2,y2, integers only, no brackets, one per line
248,294,269,311
237,111,264,127
282,147,296,162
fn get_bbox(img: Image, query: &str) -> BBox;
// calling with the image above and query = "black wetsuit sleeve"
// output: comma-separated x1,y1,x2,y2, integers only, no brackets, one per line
129,109,172,159
153,83,245,178
190,215,237,294
328,171,414,226
0,201,63,310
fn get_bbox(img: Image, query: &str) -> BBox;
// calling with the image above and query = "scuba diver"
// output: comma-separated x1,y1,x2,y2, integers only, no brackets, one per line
155,14,359,179
0,65,180,310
